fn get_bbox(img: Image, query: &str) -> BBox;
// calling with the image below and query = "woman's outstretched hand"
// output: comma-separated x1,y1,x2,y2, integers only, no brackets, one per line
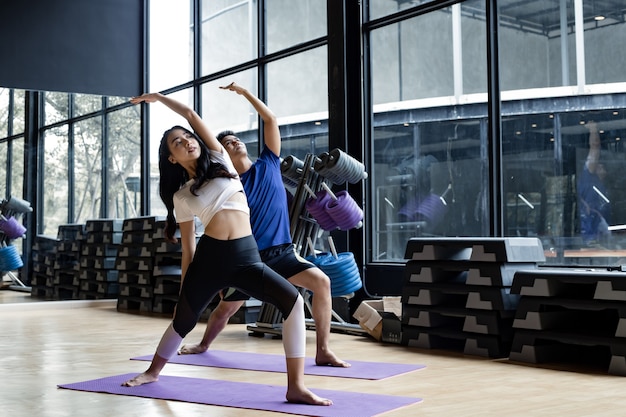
130,93,161,105
219,82,245,95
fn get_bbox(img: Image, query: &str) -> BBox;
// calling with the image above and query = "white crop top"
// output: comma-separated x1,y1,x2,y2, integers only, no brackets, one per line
173,148,249,227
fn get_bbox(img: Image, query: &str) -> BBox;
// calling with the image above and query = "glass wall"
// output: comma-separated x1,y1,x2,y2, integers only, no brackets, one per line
366,0,626,267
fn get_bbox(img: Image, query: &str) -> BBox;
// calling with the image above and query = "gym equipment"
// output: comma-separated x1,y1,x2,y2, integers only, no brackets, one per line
0,195,32,292
247,150,367,337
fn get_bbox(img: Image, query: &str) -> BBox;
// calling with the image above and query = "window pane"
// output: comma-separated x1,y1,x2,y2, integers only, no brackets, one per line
202,71,259,159
74,117,102,223
267,48,329,158
266,0,326,54
0,88,8,137
10,137,24,198
108,107,142,219
584,3,626,85
499,0,576,91
74,93,102,117
502,108,626,266
109,96,128,106
371,8,454,105
43,126,69,236
461,1,488,95
12,90,25,134
44,92,69,125
369,4,488,262
147,89,193,217
150,0,194,91
0,141,6,198
201,0,257,75
372,118,485,261
502,114,555,240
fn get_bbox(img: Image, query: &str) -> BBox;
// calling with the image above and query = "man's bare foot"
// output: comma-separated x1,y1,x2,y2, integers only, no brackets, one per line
286,387,333,406
178,343,208,355
121,372,158,387
315,350,351,367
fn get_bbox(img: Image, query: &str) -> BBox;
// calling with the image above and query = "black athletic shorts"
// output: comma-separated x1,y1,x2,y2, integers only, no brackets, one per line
222,243,315,302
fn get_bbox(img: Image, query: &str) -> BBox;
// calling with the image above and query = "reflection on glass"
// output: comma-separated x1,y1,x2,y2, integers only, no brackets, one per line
502,110,626,265
266,0,326,53
43,127,69,236
372,120,485,261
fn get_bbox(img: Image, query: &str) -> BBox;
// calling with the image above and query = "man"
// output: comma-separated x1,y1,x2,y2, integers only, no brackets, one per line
178,82,349,367
578,121,611,245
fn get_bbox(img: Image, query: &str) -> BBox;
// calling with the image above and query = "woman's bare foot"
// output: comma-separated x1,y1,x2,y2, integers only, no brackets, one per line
178,343,208,355
315,349,351,368
121,372,159,387
286,387,333,406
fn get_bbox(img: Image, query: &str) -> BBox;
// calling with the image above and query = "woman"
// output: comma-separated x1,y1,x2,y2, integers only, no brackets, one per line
122,92,332,406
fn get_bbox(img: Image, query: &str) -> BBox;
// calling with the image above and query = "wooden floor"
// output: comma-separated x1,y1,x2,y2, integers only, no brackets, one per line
2,288,626,417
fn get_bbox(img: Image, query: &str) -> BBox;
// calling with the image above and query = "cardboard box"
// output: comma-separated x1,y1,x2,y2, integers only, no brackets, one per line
353,297,402,342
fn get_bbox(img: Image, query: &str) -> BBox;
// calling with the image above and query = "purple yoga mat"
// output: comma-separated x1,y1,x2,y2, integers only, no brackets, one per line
58,373,422,417
131,350,426,380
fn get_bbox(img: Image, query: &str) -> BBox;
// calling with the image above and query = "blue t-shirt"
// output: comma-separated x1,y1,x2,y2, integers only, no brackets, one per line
240,147,292,251
577,165,610,241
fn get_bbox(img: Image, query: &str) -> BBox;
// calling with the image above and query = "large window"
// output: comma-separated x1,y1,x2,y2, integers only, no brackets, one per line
498,0,626,265
367,0,626,267
42,126,69,236
107,106,142,219
369,1,488,261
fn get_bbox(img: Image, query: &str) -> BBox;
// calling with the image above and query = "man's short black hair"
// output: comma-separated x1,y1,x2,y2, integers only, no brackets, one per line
217,130,235,144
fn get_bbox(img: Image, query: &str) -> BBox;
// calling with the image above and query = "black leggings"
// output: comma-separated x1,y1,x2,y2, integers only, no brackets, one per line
172,234,299,337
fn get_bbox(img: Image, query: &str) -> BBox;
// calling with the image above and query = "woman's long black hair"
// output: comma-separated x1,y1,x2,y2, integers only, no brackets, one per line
158,125,236,242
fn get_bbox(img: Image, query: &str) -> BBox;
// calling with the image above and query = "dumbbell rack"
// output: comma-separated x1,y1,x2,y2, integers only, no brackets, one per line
0,196,32,292
246,153,366,337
